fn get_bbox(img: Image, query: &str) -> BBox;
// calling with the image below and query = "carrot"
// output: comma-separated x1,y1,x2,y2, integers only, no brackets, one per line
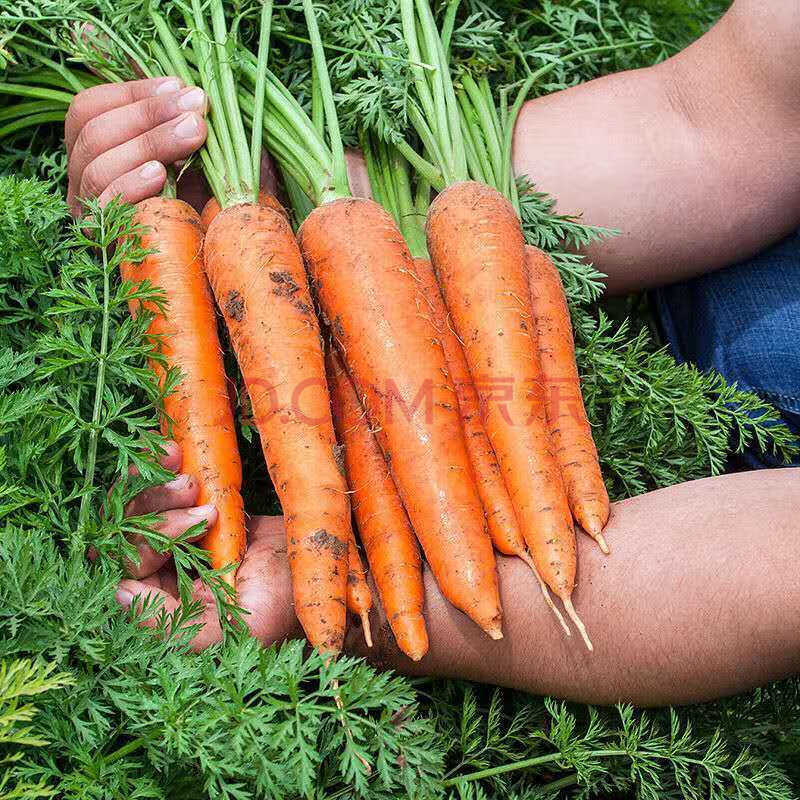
426,181,592,650
200,191,286,230
327,349,429,661
204,203,351,652
412,257,570,637
203,190,371,630
525,246,610,553
299,198,502,639
120,196,245,588
344,524,373,646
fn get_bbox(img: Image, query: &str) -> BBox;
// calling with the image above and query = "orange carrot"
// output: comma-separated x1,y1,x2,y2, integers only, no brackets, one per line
427,181,591,650
205,190,371,628
120,196,245,588
204,203,351,652
344,523,373,646
200,191,286,230
327,349,428,661
413,257,569,636
525,246,610,553
299,198,502,639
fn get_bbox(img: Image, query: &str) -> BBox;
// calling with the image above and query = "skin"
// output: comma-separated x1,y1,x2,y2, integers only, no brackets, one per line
71,0,800,701
513,0,800,293
118,442,800,707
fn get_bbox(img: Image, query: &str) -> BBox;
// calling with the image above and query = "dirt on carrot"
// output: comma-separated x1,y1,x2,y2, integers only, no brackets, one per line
299,197,502,639
204,203,351,652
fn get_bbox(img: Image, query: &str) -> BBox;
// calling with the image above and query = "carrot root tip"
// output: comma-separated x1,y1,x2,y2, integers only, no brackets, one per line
521,551,571,638
594,532,610,555
486,625,503,641
562,595,593,652
360,611,373,648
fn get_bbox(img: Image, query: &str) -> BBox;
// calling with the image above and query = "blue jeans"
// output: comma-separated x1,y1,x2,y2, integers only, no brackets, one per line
654,230,800,469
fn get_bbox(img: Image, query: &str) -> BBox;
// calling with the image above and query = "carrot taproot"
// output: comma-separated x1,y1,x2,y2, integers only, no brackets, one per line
426,181,592,650
412,257,570,637
525,245,610,553
344,523,373,646
203,203,351,653
120,196,245,588
204,190,371,629
299,198,502,639
200,191,286,230
327,349,429,661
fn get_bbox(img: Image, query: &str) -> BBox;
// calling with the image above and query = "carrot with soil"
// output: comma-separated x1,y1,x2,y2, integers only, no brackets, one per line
120,197,245,588
159,0,351,652
257,0,502,638
361,136,567,636
525,245,610,552
398,0,593,648
327,349,428,661
201,181,372,639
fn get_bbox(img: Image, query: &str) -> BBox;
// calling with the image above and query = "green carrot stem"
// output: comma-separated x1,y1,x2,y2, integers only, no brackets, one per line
393,136,445,192
400,0,437,148
362,133,387,208
0,101,66,123
0,82,73,104
301,0,350,201
188,0,241,202
249,0,274,202
461,73,503,185
240,91,317,197
239,56,331,182
0,110,66,140
413,0,451,177
440,0,461,58
149,16,227,204
9,42,87,94
209,0,253,197
443,749,627,786
390,146,427,259
311,61,324,136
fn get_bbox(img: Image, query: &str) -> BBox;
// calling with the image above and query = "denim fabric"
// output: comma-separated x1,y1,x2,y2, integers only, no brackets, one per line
654,230,800,469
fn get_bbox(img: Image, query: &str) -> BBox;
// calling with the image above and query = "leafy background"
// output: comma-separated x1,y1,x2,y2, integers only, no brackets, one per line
1,1,799,798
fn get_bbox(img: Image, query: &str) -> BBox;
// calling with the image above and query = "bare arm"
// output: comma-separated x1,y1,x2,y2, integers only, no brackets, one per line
513,0,800,293
353,469,800,706
115,455,800,707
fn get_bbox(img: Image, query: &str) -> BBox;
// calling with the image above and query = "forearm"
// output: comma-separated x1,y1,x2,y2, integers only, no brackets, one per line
353,469,800,706
513,0,800,293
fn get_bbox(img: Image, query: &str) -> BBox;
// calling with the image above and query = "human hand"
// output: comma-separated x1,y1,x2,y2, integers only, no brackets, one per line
113,440,300,651
65,77,208,215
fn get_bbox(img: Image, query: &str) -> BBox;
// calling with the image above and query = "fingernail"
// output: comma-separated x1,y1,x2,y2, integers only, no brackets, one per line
188,503,216,517
177,86,207,113
156,77,182,95
174,112,201,139
139,160,163,179
164,474,191,491
115,587,134,608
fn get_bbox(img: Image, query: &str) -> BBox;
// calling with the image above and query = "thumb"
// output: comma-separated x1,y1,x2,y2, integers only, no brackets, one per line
116,578,222,651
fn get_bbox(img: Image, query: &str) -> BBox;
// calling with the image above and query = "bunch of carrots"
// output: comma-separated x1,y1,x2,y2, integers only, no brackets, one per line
47,0,611,658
